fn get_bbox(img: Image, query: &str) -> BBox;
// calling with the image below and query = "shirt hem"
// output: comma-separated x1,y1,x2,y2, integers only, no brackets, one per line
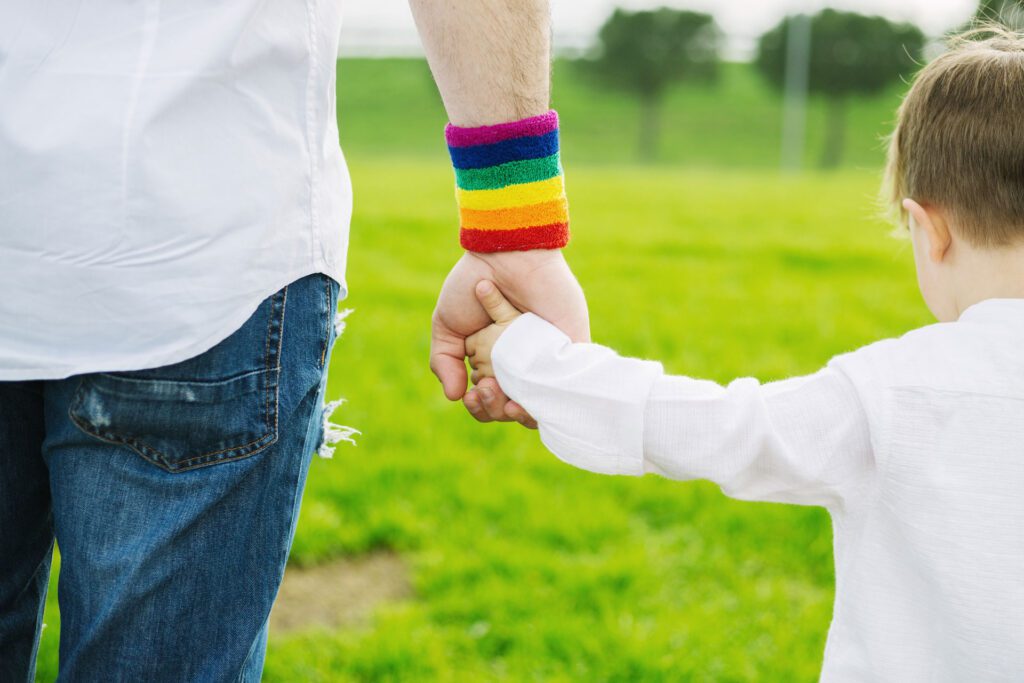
0,263,348,382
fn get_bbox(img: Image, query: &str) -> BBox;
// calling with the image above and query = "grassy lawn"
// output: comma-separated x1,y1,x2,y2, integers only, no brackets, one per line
336,58,903,169
33,60,930,681
272,159,925,681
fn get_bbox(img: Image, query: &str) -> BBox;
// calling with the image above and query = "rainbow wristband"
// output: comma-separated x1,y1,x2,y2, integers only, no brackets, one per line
446,110,570,252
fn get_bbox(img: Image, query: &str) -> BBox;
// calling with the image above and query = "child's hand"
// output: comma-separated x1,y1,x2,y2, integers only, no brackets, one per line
466,280,522,385
464,281,538,429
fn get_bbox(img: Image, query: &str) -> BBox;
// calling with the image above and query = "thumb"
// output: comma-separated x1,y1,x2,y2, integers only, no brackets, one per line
475,280,520,324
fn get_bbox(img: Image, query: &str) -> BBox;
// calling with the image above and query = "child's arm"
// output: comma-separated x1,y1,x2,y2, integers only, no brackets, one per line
468,282,874,508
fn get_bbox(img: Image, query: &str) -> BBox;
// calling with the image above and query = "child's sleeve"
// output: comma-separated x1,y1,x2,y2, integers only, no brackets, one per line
492,314,875,509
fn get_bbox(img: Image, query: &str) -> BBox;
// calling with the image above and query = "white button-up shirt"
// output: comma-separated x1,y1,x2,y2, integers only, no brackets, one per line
493,301,1024,681
0,1,350,380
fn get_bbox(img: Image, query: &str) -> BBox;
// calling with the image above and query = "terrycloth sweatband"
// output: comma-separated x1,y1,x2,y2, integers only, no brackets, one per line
445,110,570,252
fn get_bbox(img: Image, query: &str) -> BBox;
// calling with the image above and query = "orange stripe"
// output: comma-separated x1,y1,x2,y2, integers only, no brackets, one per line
459,198,569,231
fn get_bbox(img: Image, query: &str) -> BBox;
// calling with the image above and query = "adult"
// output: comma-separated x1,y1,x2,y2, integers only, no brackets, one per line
0,1,586,680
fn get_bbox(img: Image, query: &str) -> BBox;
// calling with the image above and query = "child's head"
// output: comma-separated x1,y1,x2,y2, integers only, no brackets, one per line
884,26,1024,321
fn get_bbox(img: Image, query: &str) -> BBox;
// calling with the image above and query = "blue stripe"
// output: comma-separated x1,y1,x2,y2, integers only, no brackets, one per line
448,130,560,170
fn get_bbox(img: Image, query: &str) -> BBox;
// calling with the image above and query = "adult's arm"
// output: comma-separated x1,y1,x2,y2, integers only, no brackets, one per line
405,1,589,421
409,0,589,423
410,0,550,126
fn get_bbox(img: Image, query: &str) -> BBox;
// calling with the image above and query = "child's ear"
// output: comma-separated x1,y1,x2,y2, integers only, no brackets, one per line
903,198,952,263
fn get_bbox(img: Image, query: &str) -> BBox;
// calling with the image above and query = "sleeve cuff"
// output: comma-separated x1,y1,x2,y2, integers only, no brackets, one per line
491,312,570,375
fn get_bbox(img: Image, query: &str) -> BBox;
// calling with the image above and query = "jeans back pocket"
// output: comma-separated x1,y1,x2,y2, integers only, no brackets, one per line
69,368,278,472
68,285,288,472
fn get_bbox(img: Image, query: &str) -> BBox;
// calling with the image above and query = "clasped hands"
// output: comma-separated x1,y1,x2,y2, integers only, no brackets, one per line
430,249,588,429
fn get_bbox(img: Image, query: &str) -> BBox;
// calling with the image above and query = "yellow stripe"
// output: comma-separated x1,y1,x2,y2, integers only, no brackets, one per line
456,175,565,211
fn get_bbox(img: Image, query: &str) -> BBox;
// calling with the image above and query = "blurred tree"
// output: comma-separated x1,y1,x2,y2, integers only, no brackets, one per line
973,0,1024,28
584,8,720,161
756,10,924,168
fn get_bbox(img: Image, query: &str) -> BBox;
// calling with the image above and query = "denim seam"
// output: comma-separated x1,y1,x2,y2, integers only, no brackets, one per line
319,275,331,368
264,288,275,431
235,377,314,681
66,286,289,473
270,284,288,440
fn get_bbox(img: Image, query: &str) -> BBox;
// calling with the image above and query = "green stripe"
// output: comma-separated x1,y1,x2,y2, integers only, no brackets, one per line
455,153,562,191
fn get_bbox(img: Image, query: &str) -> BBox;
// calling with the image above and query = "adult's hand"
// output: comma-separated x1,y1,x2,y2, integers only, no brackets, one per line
430,249,588,421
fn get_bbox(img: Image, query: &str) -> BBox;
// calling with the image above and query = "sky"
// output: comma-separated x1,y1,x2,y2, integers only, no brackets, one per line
339,0,979,59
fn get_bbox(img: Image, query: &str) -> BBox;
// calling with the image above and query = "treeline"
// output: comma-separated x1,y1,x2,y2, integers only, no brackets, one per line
577,1,1022,167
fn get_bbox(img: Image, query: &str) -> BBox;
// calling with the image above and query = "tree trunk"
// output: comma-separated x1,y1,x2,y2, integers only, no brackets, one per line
638,93,661,162
820,95,846,169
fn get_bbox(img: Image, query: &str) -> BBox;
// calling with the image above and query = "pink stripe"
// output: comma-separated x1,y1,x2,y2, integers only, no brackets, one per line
445,110,559,148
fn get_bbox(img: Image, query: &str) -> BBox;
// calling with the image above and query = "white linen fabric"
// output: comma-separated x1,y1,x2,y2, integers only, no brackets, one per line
0,1,350,380
493,301,1024,682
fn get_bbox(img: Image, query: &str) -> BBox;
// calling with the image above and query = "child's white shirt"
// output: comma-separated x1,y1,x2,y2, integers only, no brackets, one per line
492,299,1024,682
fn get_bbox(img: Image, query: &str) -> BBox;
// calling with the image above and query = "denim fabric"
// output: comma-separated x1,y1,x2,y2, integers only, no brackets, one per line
0,272,340,682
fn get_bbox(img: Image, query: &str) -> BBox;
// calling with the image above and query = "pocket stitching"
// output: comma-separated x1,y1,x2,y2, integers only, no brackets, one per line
86,367,269,395
68,399,279,472
66,284,290,474
267,283,288,439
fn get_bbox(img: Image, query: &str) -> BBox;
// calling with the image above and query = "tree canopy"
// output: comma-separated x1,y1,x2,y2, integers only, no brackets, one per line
588,8,720,100
756,10,924,167
584,8,721,160
756,9,924,100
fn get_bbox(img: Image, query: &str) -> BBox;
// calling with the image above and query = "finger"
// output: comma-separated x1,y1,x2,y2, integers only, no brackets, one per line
476,384,509,422
520,417,539,430
463,389,493,423
470,368,493,386
430,352,468,401
469,360,491,379
475,280,521,325
477,377,514,422
505,401,538,430
430,319,468,401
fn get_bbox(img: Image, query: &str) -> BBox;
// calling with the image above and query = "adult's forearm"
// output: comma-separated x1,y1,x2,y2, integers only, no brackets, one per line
417,0,585,407
408,0,551,126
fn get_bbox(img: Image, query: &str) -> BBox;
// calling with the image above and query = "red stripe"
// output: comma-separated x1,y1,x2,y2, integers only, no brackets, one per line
460,223,570,253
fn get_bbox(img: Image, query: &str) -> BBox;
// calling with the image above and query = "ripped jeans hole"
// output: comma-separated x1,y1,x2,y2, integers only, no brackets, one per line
317,398,360,459
333,308,354,338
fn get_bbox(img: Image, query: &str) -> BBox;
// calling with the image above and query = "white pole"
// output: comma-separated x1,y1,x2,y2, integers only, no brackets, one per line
781,13,811,172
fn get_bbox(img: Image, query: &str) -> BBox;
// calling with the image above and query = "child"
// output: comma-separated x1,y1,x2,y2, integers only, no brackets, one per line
465,29,1024,681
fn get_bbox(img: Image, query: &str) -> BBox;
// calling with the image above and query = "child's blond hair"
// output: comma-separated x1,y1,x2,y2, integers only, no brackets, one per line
885,26,1024,245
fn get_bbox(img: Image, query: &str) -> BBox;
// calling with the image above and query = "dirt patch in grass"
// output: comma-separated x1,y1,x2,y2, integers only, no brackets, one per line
270,551,412,634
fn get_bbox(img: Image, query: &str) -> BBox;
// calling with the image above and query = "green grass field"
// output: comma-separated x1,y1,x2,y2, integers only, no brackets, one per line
336,58,904,168
33,60,931,681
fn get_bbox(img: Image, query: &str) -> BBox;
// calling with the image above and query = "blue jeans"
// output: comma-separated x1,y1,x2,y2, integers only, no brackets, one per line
0,273,340,682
